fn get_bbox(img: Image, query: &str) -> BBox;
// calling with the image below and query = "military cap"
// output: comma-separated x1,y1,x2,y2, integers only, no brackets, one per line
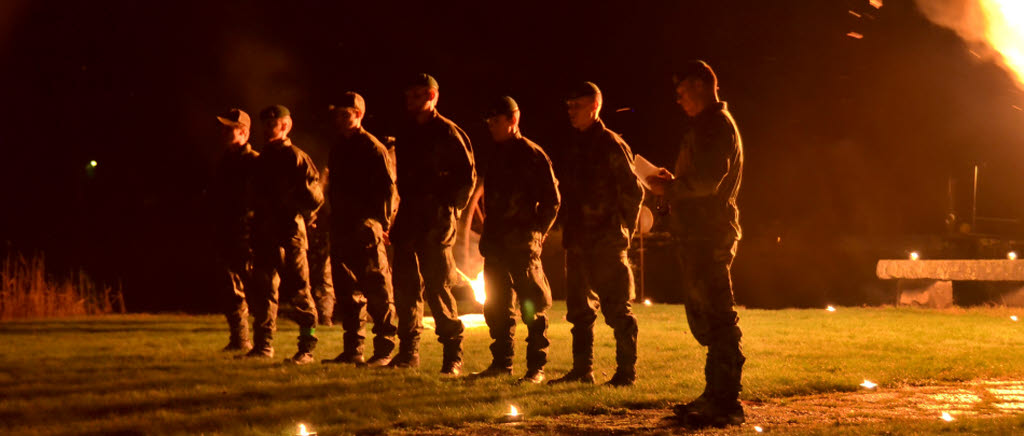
484,96,519,119
567,81,601,100
216,108,250,128
259,104,291,120
406,73,439,90
329,92,366,114
672,60,717,86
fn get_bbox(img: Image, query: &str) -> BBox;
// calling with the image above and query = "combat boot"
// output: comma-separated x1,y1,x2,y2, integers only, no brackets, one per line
361,353,392,367
516,368,545,385
222,330,252,352
440,340,463,377
677,399,745,429
239,345,274,359
604,370,636,387
470,361,513,379
322,351,364,365
547,367,595,384
387,352,420,369
285,333,317,365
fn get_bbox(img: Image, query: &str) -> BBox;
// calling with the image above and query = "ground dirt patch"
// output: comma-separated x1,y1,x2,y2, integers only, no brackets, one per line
399,380,1024,435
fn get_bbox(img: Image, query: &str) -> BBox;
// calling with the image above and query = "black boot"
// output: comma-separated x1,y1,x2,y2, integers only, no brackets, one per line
323,336,364,364
223,317,252,352
440,340,463,377
606,316,638,387
548,327,594,384
387,339,420,369
285,333,318,365
239,328,273,359
517,368,545,384
471,361,513,379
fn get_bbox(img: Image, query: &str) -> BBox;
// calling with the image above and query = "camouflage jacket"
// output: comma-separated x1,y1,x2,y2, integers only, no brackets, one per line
560,119,644,251
210,143,259,235
393,109,476,214
479,133,560,256
667,102,743,241
252,137,324,233
327,127,398,231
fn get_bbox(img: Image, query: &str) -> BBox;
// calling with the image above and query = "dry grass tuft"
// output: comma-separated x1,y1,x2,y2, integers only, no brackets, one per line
0,252,124,320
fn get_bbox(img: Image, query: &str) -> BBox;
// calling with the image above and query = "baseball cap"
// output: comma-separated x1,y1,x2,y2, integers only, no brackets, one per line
328,92,366,114
259,104,291,120
216,108,250,128
567,81,601,100
406,73,439,90
484,96,519,119
672,60,717,86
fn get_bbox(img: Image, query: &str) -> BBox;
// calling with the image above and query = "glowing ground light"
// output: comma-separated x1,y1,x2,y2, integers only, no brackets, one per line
644,299,652,306
826,305,837,312
508,405,519,417
909,252,920,261
296,423,316,436
1012,315,1019,322
941,411,955,422
754,425,764,432
860,379,878,389
1009,251,1018,260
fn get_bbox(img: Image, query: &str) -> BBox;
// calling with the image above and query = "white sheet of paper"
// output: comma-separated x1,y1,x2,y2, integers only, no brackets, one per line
632,154,671,189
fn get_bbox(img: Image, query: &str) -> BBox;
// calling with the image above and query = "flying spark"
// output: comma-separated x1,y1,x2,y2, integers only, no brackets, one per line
1011,315,1019,321
644,299,652,306
755,425,764,432
870,0,883,9
909,251,920,261
1009,251,1018,260
847,32,864,39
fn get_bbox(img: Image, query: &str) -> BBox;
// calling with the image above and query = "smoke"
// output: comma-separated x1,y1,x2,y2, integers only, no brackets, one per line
915,0,1024,90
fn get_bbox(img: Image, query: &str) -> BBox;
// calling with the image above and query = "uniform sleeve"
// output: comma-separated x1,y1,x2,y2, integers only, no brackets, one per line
609,138,644,239
671,119,736,198
440,126,477,210
532,151,561,235
375,145,399,231
296,153,325,216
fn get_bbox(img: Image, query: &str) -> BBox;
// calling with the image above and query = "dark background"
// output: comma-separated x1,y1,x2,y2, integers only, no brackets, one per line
1,1,1022,311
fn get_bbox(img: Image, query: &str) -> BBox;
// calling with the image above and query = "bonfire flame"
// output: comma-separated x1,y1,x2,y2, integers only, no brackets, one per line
916,0,1024,90
470,272,486,304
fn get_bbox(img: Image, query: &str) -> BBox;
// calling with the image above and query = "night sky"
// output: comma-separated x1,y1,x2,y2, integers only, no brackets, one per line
1,1,1022,310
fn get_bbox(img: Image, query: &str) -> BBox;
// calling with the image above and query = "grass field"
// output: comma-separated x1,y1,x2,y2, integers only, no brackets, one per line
4,304,1024,435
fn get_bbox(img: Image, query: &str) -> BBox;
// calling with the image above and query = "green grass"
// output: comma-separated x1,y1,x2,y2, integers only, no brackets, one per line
3,304,1024,435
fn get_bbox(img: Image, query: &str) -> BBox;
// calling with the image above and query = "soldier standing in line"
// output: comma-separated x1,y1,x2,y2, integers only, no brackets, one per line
211,108,258,352
388,74,476,376
321,92,399,367
244,104,323,364
647,61,746,428
471,96,560,384
548,82,644,387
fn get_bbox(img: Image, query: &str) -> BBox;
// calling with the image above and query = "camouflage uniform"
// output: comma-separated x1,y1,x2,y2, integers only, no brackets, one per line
249,137,323,354
560,118,644,380
390,109,476,368
307,205,335,327
667,101,744,406
327,127,399,361
480,133,560,374
211,142,259,348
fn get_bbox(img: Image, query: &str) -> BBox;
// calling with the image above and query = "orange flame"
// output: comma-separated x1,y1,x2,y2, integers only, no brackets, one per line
470,272,486,305
917,0,1024,90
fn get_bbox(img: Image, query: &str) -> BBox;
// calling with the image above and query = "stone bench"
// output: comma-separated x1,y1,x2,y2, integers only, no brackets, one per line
876,259,1024,308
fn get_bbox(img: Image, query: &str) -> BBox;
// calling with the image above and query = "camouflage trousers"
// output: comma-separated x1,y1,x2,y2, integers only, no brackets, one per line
307,229,335,325
330,219,398,357
565,247,638,374
391,207,464,359
482,234,552,371
216,237,251,338
677,237,744,404
250,224,318,349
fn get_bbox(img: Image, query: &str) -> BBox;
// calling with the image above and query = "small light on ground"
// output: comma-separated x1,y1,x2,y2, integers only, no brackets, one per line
860,379,877,389
826,305,836,312
909,251,920,261
500,404,523,423
644,299,652,306
941,411,954,422
89,160,98,168
754,425,764,432
1011,315,1019,322
1009,251,1018,260
296,423,316,436
508,405,519,417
